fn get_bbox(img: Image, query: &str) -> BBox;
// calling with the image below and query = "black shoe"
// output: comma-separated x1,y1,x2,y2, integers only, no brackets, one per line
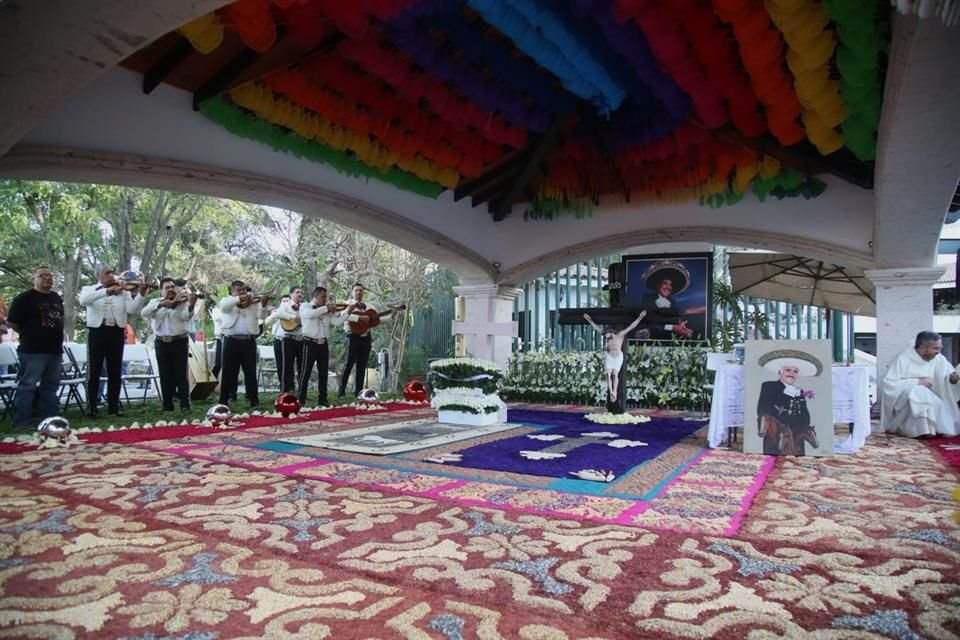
87,408,99,418
108,409,125,417
249,403,260,410
180,406,191,413
162,406,175,412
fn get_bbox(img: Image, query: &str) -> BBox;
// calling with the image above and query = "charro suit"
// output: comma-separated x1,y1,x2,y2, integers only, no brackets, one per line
79,284,147,414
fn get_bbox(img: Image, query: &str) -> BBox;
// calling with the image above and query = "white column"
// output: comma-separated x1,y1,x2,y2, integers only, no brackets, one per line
864,266,945,398
452,284,521,370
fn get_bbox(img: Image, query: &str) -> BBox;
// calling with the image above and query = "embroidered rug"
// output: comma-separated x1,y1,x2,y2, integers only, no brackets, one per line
278,417,518,454
435,408,704,480
0,433,957,639
135,422,773,535
925,435,960,473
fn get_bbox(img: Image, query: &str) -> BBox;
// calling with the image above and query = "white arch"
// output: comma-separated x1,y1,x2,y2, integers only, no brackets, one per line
0,145,497,282
496,227,875,287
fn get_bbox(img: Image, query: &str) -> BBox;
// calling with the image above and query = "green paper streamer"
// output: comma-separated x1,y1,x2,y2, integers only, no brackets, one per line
823,0,886,161
199,96,445,199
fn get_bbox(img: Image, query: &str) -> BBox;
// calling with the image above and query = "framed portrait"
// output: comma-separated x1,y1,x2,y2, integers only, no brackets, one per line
743,340,834,457
620,252,713,343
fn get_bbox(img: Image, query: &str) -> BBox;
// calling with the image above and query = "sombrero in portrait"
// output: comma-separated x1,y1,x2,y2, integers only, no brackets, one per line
642,260,691,294
758,349,824,377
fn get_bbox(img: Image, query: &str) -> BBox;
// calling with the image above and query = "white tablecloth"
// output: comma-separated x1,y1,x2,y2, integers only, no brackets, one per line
708,364,871,453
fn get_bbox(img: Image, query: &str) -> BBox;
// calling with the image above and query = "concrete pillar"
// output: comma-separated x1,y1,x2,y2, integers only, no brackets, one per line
864,266,945,395
452,285,521,370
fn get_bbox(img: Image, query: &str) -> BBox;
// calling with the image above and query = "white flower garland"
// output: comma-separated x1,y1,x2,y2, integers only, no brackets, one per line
430,357,501,373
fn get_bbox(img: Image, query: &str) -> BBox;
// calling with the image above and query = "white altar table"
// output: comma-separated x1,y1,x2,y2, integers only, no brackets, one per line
707,364,871,453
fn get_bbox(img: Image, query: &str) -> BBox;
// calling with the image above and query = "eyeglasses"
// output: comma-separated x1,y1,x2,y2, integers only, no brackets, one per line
35,273,54,279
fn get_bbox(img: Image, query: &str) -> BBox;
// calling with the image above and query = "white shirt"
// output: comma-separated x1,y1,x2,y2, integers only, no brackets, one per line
141,298,192,337
218,295,268,336
211,307,223,338
79,284,147,328
264,306,286,339
276,299,302,337
301,303,345,341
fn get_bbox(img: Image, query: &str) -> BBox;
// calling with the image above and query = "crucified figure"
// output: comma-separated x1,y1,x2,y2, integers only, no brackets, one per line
584,311,646,403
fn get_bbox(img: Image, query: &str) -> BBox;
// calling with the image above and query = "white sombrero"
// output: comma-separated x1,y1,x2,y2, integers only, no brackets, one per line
758,349,823,377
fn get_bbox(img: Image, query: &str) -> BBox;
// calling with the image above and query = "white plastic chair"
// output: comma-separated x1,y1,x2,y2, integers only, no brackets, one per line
257,344,278,390
0,343,17,420
121,344,160,404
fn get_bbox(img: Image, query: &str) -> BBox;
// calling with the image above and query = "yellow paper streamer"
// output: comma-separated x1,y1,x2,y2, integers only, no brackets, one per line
178,13,224,54
766,0,847,155
230,83,460,188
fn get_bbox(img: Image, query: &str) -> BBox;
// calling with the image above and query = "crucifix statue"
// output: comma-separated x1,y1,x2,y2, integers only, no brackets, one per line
558,262,650,414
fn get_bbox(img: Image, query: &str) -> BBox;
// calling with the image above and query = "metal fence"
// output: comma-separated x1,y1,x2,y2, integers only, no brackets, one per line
511,255,856,361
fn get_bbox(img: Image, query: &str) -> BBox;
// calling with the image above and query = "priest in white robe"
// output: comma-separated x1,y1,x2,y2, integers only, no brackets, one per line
881,331,960,437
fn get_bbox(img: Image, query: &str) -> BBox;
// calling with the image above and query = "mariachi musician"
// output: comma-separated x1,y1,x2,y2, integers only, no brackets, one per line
337,283,391,398
275,286,305,394
265,293,292,385
141,277,197,412
79,265,149,417
217,280,270,408
297,286,346,406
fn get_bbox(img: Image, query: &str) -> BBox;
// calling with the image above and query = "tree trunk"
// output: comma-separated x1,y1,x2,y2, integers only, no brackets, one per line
61,248,81,340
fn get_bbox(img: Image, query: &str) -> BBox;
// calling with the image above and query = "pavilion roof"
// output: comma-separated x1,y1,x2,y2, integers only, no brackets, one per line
123,0,887,221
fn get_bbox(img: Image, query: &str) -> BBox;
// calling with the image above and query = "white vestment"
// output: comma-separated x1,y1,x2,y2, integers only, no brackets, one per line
881,348,960,437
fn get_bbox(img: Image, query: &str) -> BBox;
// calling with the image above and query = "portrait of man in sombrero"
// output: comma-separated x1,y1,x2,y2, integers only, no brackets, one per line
637,259,708,341
755,349,824,456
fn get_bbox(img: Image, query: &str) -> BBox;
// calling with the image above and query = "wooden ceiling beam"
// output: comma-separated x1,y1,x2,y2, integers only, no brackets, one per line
711,124,874,189
142,38,194,95
490,114,564,221
453,151,525,201
192,29,345,110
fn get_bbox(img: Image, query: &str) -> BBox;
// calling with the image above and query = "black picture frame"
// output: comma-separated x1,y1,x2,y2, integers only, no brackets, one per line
619,252,713,344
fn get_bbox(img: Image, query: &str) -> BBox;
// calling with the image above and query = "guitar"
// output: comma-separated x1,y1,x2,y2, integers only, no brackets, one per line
279,303,302,332
348,303,406,335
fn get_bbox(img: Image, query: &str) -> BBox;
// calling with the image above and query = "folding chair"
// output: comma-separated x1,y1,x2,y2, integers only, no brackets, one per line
0,344,17,421
121,344,160,404
58,348,86,414
63,342,88,377
257,344,278,390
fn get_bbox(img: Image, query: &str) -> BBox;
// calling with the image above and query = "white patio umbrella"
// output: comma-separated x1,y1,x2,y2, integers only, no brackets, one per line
728,253,876,316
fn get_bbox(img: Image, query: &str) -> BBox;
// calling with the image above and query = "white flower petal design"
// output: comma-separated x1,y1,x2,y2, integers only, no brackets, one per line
569,469,616,482
607,439,649,448
527,434,565,441
581,431,619,438
424,453,463,464
584,413,652,425
519,450,567,460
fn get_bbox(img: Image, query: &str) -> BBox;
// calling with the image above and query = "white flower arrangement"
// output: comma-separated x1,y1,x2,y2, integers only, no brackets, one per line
503,344,707,409
431,389,504,414
584,413,652,425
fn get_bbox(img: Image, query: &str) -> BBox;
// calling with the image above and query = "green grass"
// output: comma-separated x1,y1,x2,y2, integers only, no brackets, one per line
0,390,404,435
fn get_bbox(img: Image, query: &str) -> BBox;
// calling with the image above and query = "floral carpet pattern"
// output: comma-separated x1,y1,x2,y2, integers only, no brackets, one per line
0,406,957,638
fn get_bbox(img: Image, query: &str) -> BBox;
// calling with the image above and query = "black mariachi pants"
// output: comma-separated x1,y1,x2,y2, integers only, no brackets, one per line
298,339,329,405
219,336,258,406
155,336,190,410
281,336,304,393
338,333,372,397
87,324,124,412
